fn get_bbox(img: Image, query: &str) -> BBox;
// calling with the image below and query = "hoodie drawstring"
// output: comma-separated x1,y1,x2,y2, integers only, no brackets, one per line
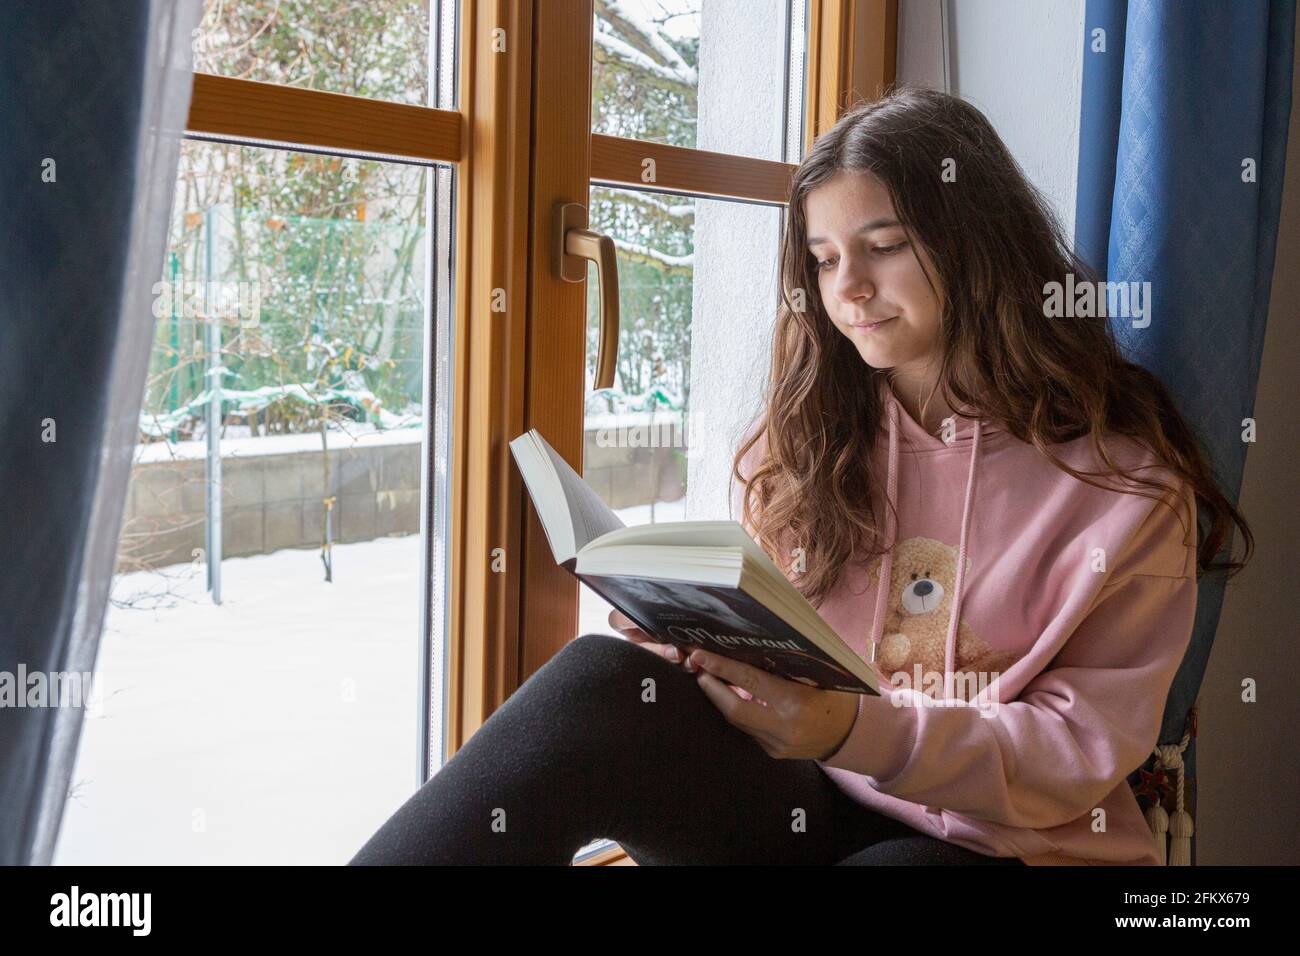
869,392,984,699
868,398,901,663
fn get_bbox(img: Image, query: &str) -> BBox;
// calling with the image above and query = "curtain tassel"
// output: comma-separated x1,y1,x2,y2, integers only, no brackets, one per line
1145,710,1195,866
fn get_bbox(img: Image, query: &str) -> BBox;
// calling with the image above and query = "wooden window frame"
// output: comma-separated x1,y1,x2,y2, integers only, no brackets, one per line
183,0,895,867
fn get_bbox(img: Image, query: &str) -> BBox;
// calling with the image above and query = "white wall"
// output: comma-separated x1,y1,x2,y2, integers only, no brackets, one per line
686,0,788,522
898,0,1085,238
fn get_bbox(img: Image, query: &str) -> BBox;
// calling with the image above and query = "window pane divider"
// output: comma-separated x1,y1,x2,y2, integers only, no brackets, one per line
186,73,462,164
590,134,795,205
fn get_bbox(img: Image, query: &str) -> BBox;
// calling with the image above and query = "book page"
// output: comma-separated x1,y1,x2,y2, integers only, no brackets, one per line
586,519,789,583
538,433,625,551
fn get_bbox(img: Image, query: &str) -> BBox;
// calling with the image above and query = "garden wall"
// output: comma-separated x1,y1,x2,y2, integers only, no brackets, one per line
120,431,684,571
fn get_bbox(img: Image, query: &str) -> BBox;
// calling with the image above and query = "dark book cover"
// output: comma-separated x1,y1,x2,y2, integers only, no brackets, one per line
579,571,878,695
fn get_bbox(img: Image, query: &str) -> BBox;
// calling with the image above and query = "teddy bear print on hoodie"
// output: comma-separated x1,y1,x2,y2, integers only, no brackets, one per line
868,536,1022,702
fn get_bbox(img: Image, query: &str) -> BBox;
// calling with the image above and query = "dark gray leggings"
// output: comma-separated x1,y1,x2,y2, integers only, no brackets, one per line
350,633,1027,865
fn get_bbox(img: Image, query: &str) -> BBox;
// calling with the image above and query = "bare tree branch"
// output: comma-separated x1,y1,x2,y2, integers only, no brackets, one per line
597,0,697,86
612,236,693,274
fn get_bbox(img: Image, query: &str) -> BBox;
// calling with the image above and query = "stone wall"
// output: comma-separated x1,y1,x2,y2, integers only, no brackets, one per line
119,441,421,571
120,431,684,571
580,433,684,510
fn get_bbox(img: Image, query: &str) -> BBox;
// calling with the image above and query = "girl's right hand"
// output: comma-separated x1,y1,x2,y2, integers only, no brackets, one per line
608,608,697,672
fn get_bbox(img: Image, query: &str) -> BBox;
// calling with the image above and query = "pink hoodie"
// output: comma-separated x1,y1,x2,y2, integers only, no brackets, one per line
732,374,1198,865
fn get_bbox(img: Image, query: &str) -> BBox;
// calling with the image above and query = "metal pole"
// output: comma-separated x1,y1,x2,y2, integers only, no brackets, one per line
168,251,179,443
204,206,222,604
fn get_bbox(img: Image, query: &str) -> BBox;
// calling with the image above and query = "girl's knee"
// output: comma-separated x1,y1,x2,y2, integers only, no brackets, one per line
564,631,664,672
555,632,691,694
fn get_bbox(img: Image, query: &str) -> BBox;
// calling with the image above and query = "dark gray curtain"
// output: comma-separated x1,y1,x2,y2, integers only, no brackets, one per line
0,0,198,864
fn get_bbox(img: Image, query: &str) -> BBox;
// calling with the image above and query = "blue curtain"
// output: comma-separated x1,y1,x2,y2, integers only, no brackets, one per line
0,0,197,864
1075,0,1295,863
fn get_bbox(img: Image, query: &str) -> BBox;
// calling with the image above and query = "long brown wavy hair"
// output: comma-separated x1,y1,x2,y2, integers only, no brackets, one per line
732,87,1252,607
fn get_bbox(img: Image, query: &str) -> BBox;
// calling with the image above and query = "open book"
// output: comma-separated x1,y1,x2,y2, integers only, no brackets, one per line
509,428,881,695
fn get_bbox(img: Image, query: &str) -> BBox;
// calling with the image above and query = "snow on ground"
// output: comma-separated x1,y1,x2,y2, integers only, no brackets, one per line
53,495,686,865
136,408,684,466
134,420,423,464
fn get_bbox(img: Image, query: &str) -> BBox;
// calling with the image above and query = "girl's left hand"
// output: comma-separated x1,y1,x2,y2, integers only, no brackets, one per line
688,650,859,761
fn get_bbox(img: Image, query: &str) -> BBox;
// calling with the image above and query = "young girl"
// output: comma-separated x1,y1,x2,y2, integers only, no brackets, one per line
350,87,1251,866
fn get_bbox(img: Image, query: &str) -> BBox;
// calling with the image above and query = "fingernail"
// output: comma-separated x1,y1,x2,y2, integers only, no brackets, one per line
665,647,681,662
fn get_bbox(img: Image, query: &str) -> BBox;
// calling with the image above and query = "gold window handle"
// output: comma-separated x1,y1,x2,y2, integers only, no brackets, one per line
554,201,619,390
